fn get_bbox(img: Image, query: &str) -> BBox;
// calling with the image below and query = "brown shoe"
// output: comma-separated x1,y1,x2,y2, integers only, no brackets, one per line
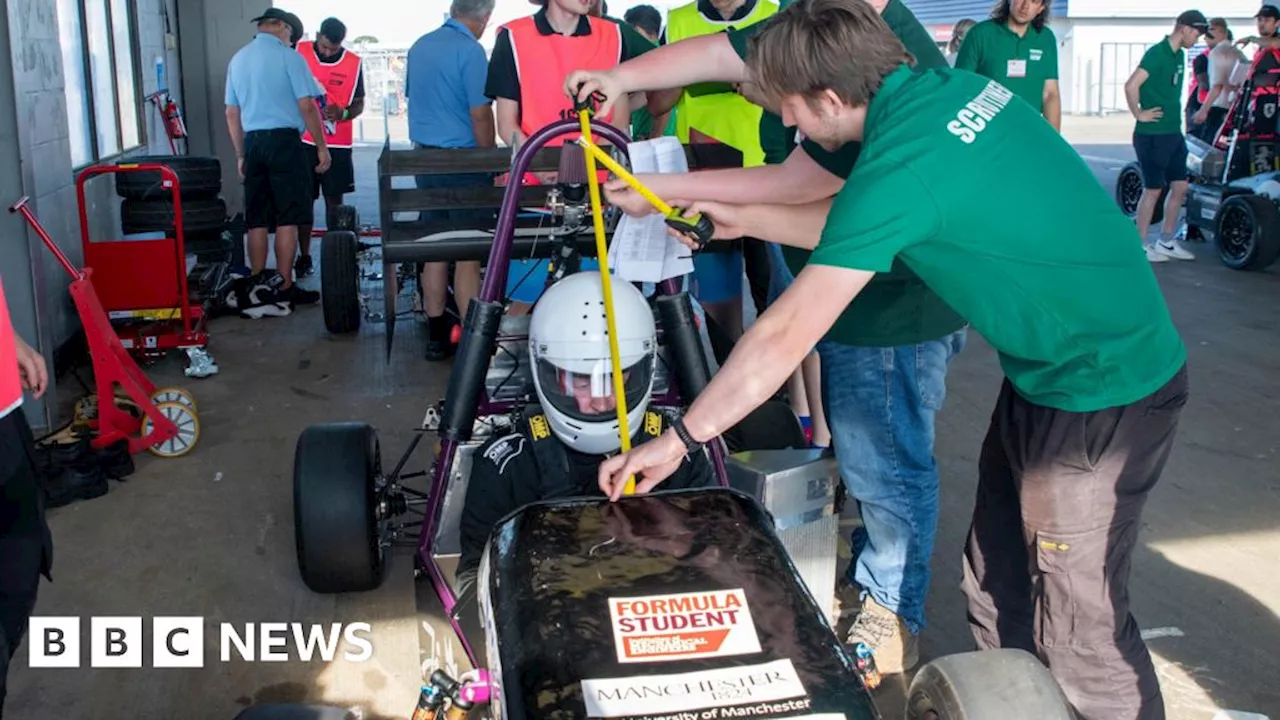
845,595,919,674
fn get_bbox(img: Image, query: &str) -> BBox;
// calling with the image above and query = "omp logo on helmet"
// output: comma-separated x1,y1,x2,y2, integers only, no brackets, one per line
529,414,551,440
645,412,663,438
946,81,1015,145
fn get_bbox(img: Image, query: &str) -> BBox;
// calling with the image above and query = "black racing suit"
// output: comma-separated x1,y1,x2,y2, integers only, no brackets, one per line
456,408,716,590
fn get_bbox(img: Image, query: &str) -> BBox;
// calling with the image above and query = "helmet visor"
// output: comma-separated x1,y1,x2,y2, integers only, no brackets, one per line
535,355,654,424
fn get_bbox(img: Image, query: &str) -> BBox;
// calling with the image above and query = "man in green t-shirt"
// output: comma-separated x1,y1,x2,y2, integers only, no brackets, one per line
594,1,1188,718
954,0,1060,130
564,0,967,677
1123,10,1208,264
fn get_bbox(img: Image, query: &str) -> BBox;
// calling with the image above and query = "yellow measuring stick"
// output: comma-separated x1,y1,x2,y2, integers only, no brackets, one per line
578,110,637,496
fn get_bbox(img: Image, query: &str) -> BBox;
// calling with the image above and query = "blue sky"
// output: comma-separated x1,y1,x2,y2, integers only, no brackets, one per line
292,0,679,47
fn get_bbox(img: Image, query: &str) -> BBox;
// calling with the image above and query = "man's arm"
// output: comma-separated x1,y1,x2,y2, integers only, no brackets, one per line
1042,79,1062,131
1125,67,1156,121
225,106,245,172
458,437,524,577
471,105,496,149
297,99,328,153
496,98,523,147
1193,54,1210,95
605,146,844,215
346,66,366,120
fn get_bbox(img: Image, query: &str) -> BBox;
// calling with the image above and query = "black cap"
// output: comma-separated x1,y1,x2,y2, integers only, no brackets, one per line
250,7,291,24
1257,4,1280,19
1176,9,1209,32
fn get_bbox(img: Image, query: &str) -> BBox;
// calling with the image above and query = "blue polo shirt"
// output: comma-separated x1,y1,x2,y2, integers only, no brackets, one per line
225,33,320,133
406,19,491,148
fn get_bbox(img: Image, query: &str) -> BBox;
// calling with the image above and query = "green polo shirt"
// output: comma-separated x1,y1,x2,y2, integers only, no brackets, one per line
953,20,1058,112
1135,37,1186,136
727,0,965,347
810,65,1186,411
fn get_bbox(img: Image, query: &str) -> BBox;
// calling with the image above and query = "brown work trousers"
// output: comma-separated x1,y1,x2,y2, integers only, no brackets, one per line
962,365,1188,720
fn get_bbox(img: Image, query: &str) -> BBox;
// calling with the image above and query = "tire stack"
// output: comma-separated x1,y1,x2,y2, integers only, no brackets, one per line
116,156,228,261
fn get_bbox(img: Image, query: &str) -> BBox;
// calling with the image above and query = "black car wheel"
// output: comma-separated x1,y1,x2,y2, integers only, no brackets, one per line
907,649,1075,720
320,230,361,334
1116,162,1165,225
115,155,222,201
1215,194,1280,271
294,423,386,594
327,204,359,232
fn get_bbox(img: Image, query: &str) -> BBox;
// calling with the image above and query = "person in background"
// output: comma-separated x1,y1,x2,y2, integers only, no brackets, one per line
0,276,53,720
955,0,1060,130
663,0,778,348
407,0,496,361
1124,10,1208,264
485,0,656,312
622,5,672,139
1193,18,1245,143
946,18,975,66
1236,4,1280,49
294,17,365,279
225,8,329,307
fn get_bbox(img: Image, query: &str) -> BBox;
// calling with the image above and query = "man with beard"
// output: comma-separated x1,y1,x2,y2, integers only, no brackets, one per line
295,17,365,279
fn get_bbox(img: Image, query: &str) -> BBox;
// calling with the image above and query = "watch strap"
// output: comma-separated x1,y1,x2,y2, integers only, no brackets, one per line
671,416,702,454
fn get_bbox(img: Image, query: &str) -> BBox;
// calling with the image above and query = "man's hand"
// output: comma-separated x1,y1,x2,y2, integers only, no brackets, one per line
604,178,659,217
1238,36,1258,46
323,104,344,122
564,70,625,119
316,146,332,173
666,201,748,248
534,171,558,185
15,337,47,399
1136,108,1163,123
1192,106,1210,125
598,432,686,501
237,156,245,180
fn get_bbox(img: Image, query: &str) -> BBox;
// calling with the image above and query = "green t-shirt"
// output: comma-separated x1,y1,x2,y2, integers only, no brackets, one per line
1135,37,1186,136
810,65,1187,411
727,0,965,347
953,20,1057,112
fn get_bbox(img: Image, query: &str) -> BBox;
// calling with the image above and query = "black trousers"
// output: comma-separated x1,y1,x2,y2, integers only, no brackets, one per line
0,409,51,720
961,366,1188,720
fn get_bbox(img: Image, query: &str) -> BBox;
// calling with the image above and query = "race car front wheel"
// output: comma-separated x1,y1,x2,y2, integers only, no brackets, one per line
1116,162,1166,225
1215,194,1280,271
906,649,1074,720
294,423,386,594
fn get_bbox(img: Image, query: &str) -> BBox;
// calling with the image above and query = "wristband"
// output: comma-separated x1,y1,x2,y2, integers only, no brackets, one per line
341,108,351,122
671,417,703,456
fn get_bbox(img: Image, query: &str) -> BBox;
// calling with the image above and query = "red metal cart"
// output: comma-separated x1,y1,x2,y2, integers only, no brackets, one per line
9,196,201,458
77,162,211,360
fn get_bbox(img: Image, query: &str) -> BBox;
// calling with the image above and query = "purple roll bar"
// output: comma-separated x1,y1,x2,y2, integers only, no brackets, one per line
416,117,730,667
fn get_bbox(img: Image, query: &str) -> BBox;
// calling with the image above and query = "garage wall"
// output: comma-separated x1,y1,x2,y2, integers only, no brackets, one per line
176,0,264,216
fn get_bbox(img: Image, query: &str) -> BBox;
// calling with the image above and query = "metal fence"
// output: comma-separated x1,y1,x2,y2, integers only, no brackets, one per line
1098,42,1153,115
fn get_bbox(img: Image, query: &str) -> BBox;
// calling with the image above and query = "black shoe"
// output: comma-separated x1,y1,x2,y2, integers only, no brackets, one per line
280,284,320,306
42,460,109,509
425,339,449,361
95,439,135,480
35,425,93,477
294,254,314,278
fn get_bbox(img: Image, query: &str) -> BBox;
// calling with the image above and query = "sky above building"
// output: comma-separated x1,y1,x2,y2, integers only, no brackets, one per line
291,0,679,48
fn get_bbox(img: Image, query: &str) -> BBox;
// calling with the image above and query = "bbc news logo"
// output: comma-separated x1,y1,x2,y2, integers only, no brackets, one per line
29,618,374,668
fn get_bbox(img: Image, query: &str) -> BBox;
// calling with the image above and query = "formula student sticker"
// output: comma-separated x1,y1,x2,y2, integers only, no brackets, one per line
608,589,761,663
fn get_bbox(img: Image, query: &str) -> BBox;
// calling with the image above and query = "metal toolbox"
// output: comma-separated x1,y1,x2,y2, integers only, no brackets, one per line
726,448,841,625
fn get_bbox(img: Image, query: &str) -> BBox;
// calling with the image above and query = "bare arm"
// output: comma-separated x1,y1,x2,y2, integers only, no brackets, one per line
470,105,496,149
496,98,523,147
606,146,843,213
225,106,245,160
647,88,682,116
347,97,365,120
1042,79,1062,132
297,98,328,153
1124,68,1150,119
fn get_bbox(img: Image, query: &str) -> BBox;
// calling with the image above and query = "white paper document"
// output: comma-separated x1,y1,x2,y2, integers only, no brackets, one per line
608,137,695,283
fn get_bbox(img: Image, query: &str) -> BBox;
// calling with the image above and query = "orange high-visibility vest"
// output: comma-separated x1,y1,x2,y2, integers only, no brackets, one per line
0,276,25,418
298,41,362,149
504,15,622,147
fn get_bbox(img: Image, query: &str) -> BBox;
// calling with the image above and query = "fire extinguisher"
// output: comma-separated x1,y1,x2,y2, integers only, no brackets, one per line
161,93,187,140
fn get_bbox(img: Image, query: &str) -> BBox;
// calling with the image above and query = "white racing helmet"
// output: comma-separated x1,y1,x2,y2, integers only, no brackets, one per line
528,271,657,455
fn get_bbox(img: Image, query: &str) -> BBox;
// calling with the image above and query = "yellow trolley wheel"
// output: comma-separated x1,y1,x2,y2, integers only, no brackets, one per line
151,386,198,414
143,401,201,458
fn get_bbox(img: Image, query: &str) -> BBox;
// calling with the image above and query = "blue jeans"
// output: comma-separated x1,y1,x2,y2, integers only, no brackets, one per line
818,328,967,633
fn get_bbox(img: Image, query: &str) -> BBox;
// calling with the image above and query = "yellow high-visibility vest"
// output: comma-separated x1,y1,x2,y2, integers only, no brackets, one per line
666,0,777,167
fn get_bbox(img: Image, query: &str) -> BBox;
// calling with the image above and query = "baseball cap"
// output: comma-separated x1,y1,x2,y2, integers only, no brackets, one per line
1176,9,1209,32
250,7,291,24
1257,4,1280,19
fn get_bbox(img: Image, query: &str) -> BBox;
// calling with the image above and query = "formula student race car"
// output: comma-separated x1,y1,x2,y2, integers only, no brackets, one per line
1116,48,1280,271
243,114,1077,720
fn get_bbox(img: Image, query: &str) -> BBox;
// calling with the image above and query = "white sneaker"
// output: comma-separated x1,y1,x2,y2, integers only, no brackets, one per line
1155,239,1196,260
1146,245,1170,263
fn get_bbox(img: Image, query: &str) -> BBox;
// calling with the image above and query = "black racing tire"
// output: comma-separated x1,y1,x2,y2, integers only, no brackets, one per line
121,197,226,235
1215,194,1280,271
906,649,1075,720
321,230,361,334
1116,162,1166,225
115,155,221,201
327,204,358,232
294,423,385,594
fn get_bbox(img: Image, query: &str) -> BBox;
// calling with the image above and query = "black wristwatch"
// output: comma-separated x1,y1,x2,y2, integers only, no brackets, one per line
671,416,704,456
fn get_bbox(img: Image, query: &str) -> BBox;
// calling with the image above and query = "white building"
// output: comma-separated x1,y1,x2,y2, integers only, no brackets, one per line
904,0,1265,115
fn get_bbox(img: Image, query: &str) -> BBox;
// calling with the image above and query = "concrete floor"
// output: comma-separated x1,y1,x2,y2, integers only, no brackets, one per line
7,126,1280,720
